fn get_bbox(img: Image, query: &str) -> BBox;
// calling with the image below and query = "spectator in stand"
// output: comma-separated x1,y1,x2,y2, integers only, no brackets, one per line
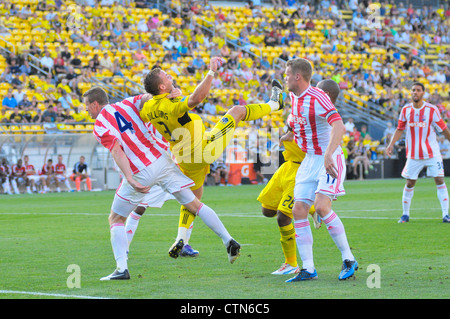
350,126,361,142
9,108,25,124
2,90,17,110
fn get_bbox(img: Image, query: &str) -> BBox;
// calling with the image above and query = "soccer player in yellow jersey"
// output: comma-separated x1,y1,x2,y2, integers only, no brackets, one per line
257,79,341,275
139,56,284,257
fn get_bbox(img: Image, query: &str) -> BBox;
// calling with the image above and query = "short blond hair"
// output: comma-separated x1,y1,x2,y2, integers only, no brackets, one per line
286,58,313,83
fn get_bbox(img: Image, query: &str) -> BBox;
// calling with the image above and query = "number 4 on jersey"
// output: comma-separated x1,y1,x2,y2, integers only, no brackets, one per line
114,111,135,134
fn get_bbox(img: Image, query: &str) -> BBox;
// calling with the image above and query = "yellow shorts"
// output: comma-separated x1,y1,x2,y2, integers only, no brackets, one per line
257,161,315,218
179,163,210,191
177,114,236,191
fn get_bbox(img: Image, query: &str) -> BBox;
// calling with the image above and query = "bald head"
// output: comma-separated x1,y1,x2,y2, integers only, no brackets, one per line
317,79,340,104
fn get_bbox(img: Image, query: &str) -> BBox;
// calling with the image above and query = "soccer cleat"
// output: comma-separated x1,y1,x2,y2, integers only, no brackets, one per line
285,269,318,282
270,79,284,110
338,259,358,280
271,263,300,275
168,239,184,259
226,239,241,264
100,269,130,281
443,215,450,223
179,244,199,257
398,215,409,223
311,212,322,229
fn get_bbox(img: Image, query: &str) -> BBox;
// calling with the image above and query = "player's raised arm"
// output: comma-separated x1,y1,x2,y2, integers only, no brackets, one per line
187,56,223,108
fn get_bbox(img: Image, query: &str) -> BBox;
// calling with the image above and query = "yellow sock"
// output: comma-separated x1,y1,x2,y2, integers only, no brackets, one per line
204,114,236,164
244,103,273,121
279,224,297,267
309,205,315,215
179,205,196,229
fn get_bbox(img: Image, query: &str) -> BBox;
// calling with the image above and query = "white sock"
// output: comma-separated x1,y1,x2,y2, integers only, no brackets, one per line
56,187,61,193
64,179,72,190
186,222,194,244
125,211,141,248
2,182,11,194
196,203,232,245
402,186,414,217
11,180,19,194
437,183,449,218
294,219,314,272
322,210,354,261
110,223,128,271
268,100,279,111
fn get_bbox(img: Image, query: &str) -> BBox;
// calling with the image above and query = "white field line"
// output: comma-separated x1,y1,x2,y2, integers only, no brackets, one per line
0,290,112,299
0,210,442,219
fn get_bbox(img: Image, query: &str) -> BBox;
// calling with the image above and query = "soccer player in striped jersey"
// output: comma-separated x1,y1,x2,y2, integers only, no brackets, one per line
386,82,450,223
284,58,357,282
55,154,73,192
139,56,284,257
83,87,240,280
11,158,28,194
23,155,39,193
258,79,340,276
0,158,12,195
39,159,55,193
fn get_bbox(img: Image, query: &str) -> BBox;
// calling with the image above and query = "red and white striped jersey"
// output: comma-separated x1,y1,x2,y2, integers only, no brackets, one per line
144,122,169,151
12,164,26,176
25,164,36,175
289,86,342,155
397,101,447,159
0,165,9,176
93,95,167,174
41,164,55,175
55,163,66,174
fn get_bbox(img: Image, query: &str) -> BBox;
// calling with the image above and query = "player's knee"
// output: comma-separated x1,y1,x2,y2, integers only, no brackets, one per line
108,211,126,225
406,179,416,188
435,177,445,185
134,206,146,216
227,105,246,122
276,211,292,227
262,207,277,218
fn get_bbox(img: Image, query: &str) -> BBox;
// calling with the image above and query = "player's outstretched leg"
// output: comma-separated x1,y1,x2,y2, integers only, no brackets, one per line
171,189,240,263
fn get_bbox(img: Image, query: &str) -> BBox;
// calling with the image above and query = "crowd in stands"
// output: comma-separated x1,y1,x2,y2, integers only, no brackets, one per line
0,0,450,179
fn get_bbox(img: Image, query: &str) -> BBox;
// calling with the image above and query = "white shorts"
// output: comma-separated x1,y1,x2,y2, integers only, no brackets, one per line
27,175,41,184
139,185,175,208
15,177,27,185
112,152,195,217
401,156,444,180
294,147,346,204
56,174,68,181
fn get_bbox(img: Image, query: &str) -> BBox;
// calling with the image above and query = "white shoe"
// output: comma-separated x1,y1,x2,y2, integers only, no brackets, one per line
271,263,300,275
311,212,322,229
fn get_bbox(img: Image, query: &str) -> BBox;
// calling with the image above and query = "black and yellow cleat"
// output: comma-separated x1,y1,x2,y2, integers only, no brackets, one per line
226,239,241,264
168,239,184,259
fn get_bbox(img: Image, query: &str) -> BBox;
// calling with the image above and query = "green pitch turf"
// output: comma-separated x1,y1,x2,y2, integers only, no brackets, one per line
0,178,448,300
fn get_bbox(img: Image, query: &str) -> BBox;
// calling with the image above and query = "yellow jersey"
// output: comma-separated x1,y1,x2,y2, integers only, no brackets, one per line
140,93,205,166
282,140,306,163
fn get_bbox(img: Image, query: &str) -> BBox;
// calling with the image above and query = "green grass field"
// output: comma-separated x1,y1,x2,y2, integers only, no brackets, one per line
0,178,448,300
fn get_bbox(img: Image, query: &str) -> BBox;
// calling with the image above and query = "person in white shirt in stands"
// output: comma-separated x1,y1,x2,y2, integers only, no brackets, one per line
344,117,355,134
